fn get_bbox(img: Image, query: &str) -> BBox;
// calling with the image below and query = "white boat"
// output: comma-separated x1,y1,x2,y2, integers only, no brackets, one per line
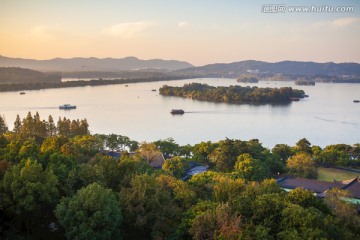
59,104,76,110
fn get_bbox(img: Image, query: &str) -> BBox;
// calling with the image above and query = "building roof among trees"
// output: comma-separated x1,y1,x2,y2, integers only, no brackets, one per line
149,153,165,169
341,177,360,199
277,176,360,199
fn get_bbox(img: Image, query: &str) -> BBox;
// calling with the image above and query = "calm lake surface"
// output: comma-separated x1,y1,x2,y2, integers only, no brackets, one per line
0,78,359,148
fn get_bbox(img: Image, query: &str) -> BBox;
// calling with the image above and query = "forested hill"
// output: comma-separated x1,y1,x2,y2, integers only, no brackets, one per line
0,67,61,84
178,60,360,77
0,55,194,72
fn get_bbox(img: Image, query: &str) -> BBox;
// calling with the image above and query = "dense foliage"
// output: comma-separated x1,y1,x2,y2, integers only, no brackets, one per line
0,114,359,239
159,83,305,104
55,183,122,240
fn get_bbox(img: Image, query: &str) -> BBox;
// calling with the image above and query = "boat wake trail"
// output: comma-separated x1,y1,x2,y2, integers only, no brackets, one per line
314,116,359,126
314,117,336,123
2,107,58,111
185,111,218,114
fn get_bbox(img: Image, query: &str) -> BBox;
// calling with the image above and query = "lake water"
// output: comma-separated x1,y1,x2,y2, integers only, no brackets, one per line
0,78,359,148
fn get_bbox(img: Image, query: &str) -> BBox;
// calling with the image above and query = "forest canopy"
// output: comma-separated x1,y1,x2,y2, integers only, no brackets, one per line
0,113,359,239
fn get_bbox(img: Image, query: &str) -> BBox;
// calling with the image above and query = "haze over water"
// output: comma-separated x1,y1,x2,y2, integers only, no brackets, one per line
0,78,359,148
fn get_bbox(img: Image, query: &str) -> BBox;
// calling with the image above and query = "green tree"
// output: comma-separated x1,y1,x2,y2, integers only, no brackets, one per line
162,156,188,178
55,183,122,240
68,135,102,163
210,138,240,172
293,138,312,155
187,171,222,200
70,119,81,136
117,153,153,188
0,134,8,160
350,143,360,161
251,193,285,234
156,174,196,210
98,134,135,151
13,114,21,133
190,203,243,240
33,111,47,138
230,179,283,221
57,117,71,136
318,145,351,167
20,111,35,136
311,145,323,164
120,174,181,239
286,188,329,213
180,144,193,158
46,153,77,196
3,138,22,163
75,163,105,190
213,176,245,203
3,159,58,212
154,137,180,157
47,115,57,137
262,150,285,175
286,153,316,178
272,144,292,162
18,138,40,161
79,119,89,135
0,115,8,134
324,188,360,228
104,133,119,150
174,200,217,239
235,153,270,181
40,135,68,156
278,204,326,239
246,139,267,159
136,142,162,164
3,159,58,234
91,154,121,191
192,141,215,164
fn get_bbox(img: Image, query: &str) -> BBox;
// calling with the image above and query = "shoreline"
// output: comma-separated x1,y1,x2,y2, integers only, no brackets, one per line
0,75,200,92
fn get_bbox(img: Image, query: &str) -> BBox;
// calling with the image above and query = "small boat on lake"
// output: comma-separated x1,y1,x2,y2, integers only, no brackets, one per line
19,92,26,95
151,89,157,92
171,109,185,114
59,104,76,110
354,100,360,103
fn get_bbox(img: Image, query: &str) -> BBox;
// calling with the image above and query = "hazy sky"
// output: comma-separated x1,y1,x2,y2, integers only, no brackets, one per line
0,0,359,66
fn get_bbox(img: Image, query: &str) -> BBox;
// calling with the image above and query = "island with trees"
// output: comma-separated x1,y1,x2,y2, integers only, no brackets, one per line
236,74,259,83
0,113,359,239
295,79,316,86
159,83,306,104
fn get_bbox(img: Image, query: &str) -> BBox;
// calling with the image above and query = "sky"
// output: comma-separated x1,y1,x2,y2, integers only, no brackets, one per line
0,0,359,66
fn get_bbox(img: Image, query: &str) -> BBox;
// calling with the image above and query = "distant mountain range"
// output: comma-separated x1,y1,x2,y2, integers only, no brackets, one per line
178,60,360,77
0,55,194,72
1,55,360,78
